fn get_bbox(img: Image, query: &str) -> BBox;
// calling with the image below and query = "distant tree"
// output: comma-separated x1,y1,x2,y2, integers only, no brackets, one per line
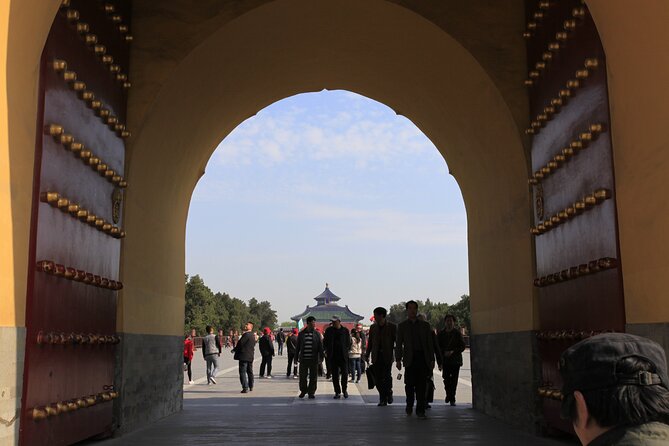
183,275,278,334
279,321,296,328
385,296,470,333
184,275,215,335
448,294,471,334
248,298,278,329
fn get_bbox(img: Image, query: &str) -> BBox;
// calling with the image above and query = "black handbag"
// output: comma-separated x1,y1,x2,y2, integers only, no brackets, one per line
365,363,376,389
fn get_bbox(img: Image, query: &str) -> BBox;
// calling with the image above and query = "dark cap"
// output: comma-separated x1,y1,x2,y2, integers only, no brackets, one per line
559,333,668,397
331,315,341,322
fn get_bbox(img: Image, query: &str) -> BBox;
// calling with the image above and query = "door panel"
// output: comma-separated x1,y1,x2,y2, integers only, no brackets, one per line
523,0,625,434
20,2,131,445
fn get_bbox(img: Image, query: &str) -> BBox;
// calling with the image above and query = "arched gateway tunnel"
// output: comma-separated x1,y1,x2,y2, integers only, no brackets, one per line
1,0,668,444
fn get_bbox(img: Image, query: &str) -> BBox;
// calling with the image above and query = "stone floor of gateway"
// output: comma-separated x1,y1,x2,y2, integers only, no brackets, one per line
92,350,574,445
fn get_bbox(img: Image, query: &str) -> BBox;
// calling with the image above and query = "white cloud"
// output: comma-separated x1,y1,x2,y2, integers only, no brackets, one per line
294,202,466,246
212,91,438,169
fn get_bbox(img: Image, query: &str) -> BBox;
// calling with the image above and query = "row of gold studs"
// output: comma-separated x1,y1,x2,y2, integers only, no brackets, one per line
525,58,600,136
536,329,614,342
61,7,132,88
528,123,605,185
524,1,587,38
531,188,611,235
537,387,564,401
47,124,128,188
36,260,124,290
533,257,617,287
36,331,121,346
39,191,126,239
28,391,119,422
101,1,133,38
524,6,588,84
52,59,131,139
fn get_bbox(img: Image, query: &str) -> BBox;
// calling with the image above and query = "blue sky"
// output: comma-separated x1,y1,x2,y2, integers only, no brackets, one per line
185,90,468,323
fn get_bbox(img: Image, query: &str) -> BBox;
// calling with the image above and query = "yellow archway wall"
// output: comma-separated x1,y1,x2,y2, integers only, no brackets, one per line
586,0,669,331
2,0,669,443
121,0,534,338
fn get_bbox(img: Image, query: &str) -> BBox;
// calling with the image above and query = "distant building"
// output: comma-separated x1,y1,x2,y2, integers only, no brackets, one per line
291,284,364,332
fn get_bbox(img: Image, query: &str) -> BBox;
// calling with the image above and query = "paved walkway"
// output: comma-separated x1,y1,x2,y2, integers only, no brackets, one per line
98,347,570,445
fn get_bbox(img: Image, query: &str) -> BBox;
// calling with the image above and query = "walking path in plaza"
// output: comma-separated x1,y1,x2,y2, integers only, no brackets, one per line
97,348,570,445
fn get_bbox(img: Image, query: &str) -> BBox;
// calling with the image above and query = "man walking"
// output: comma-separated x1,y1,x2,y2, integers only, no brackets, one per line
202,325,221,385
437,314,465,406
366,307,397,406
276,328,286,356
324,316,352,399
286,327,299,378
233,321,256,393
296,316,324,399
395,301,437,418
259,327,275,378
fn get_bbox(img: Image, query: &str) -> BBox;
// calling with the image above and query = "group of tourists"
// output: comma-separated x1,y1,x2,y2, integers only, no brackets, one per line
182,308,669,445
184,300,467,418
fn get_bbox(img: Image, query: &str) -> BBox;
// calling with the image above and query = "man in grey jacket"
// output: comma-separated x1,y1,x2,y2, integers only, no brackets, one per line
202,325,221,385
395,301,437,418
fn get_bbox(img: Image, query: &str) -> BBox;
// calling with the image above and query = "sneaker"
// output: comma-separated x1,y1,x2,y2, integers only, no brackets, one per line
450,401,456,406
188,381,195,385
293,375,298,379
388,395,394,405
426,404,432,410
333,394,341,399
258,376,264,379
210,377,216,384
377,400,387,407
241,389,248,394
266,375,273,379
405,405,413,415
249,387,253,392
299,392,306,399
445,397,449,403
343,390,349,399
286,374,291,378
308,394,315,399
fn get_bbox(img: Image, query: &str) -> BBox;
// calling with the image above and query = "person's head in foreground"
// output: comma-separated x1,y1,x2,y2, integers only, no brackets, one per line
559,332,669,445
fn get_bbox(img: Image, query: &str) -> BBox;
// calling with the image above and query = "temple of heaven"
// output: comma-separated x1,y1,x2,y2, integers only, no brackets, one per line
291,284,364,331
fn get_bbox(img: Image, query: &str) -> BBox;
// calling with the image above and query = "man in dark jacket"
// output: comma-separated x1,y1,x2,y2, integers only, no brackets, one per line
559,332,669,445
296,316,325,398
232,321,256,393
366,307,397,406
259,327,275,378
286,328,299,378
324,316,352,399
437,314,465,406
395,300,438,418
276,328,286,356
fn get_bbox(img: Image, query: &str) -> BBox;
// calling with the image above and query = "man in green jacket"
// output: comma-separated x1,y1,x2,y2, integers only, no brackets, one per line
559,332,669,445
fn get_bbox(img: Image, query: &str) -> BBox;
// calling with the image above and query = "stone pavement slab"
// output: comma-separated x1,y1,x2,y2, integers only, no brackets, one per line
93,347,573,445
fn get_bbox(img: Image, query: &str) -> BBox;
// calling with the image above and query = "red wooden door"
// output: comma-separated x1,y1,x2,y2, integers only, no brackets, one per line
20,1,131,444
523,0,625,434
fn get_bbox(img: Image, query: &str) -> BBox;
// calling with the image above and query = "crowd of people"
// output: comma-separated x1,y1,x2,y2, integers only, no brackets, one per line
183,302,669,445
183,300,467,417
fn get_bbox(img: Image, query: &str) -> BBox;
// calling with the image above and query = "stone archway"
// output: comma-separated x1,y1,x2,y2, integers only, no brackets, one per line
119,0,535,432
2,0,669,443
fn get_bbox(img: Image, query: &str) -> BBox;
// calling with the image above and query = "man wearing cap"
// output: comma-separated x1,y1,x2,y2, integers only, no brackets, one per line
258,327,275,379
366,306,397,406
286,327,299,379
559,332,669,445
324,315,352,399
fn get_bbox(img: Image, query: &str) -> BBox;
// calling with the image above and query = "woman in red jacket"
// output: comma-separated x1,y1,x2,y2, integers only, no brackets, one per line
184,335,195,384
